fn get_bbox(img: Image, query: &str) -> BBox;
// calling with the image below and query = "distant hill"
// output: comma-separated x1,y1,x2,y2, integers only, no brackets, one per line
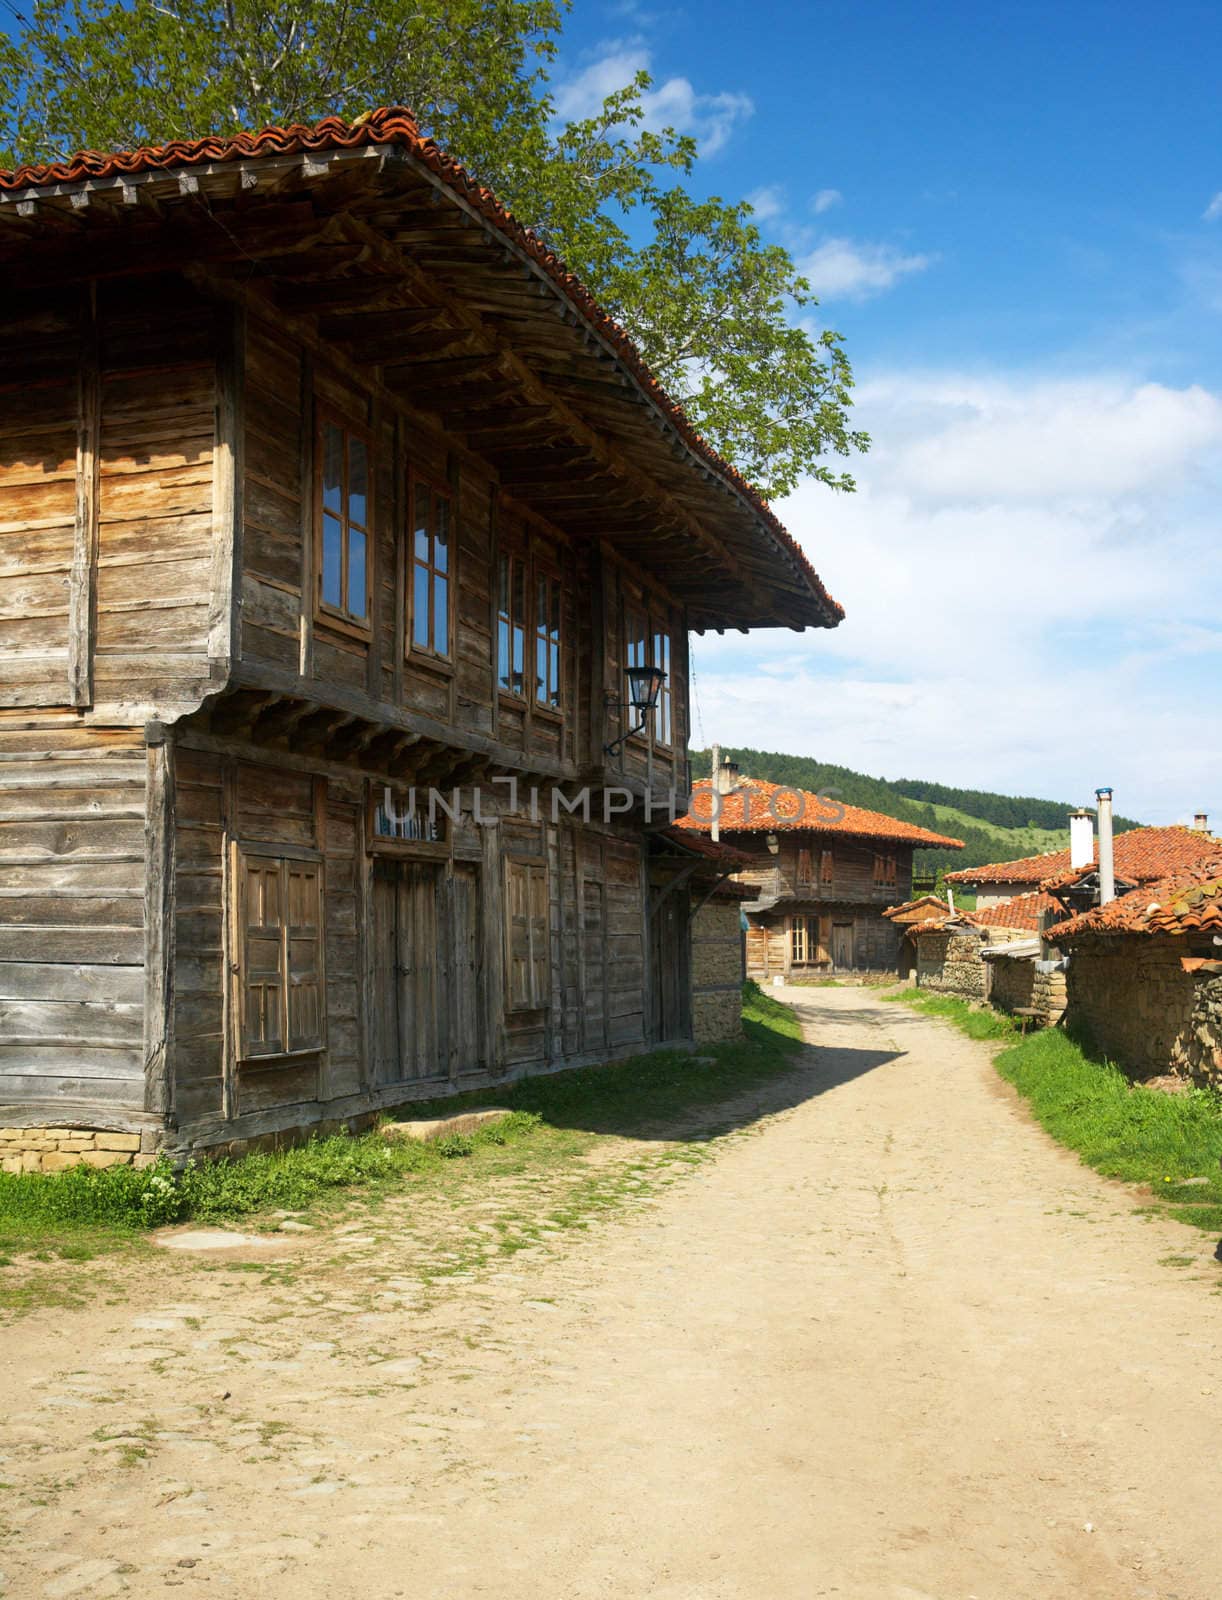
690,747,1143,875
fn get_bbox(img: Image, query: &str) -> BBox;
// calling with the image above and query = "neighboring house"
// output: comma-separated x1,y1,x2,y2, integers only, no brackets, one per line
899,889,1063,1001
1048,859,1222,1084
680,769,963,978
945,824,1220,908
0,110,844,1172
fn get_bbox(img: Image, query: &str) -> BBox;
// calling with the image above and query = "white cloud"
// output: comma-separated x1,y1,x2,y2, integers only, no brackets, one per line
1204,192,1222,222
553,44,752,156
799,237,934,301
812,188,842,215
746,185,785,222
690,370,1222,821
867,375,1222,501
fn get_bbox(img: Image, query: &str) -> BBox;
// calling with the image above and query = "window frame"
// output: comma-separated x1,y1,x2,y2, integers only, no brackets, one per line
407,468,454,666
366,782,449,860
236,846,326,1064
314,407,373,639
791,914,810,965
797,847,814,886
873,850,898,887
622,594,676,751
820,849,835,885
496,547,529,701
533,565,563,716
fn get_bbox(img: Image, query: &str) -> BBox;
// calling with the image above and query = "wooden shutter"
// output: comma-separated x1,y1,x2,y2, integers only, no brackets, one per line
243,858,285,1057
286,861,323,1052
821,850,834,884
505,859,548,1010
797,847,812,885
239,853,324,1060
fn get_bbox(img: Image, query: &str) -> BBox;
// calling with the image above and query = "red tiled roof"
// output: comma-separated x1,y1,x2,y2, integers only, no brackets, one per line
658,826,753,869
0,108,841,627
680,778,964,849
968,891,1061,933
945,826,1219,888
1049,858,1222,943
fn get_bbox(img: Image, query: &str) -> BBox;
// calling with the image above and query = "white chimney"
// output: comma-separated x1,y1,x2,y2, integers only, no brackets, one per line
1194,812,1209,833
1096,787,1115,905
714,758,739,796
1069,808,1095,870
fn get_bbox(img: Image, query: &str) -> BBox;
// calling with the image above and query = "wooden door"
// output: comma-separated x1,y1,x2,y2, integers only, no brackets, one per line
372,859,446,1084
651,886,691,1042
450,863,483,1077
832,921,855,969
580,876,607,1053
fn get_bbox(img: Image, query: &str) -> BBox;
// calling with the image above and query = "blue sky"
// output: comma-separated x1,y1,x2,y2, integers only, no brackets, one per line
557,0,1222,823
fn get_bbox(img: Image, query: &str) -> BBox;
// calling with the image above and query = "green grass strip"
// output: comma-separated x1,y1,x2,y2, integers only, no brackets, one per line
0,983,803,1237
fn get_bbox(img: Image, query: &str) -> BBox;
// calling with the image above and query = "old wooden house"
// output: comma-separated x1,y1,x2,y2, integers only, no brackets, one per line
0,110,843,1169
680,765,963,978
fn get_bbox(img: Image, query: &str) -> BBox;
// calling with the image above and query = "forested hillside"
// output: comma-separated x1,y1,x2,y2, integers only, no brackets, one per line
690,748,1142,875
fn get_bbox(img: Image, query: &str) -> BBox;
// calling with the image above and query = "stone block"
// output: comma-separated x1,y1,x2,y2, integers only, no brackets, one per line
20,1152,42,1173
79,1150,131,1169
41,1151,84,1173
382,1108,511,1143
95,1133,141,1153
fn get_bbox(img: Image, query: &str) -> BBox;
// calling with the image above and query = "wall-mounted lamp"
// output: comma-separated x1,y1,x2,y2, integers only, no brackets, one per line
604,665,666,757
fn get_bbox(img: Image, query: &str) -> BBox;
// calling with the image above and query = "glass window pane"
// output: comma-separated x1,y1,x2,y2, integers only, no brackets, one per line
413,563,430,647
414,486,431,563
512,563,524,630
535,635,547,703
322,513,343,607
549,641,560,707
512,623,524,695
498,618,510,691
435,496,449,573
433,573,448,656
497,552,509,616
323,423,343,514
348,435,368,527
348,528,367,619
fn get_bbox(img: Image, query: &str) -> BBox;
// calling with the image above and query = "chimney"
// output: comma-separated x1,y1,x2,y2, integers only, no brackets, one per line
714,758,739,797
1096,786,1115,905
1194,812,1209,833
1069,808,1095,870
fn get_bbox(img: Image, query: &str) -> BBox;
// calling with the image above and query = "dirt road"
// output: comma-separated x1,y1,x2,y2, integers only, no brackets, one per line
4,987,1222,1599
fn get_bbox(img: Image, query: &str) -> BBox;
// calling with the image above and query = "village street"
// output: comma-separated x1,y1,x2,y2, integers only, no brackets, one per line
3,990,1222,1600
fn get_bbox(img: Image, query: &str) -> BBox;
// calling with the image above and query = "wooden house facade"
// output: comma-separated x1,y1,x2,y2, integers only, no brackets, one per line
680,769,963,979
0,111,842,1166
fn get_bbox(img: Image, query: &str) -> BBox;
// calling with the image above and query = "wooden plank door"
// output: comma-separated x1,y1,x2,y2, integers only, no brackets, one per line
373,859,447,1084
832,921,854,970
650,886,691,1042
450,863,483,1078
580,876,608,1053
372,861,400,1086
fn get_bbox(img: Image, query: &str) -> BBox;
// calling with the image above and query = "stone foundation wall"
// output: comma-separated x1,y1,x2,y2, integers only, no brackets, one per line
916,931,987,998
0,1126,158,1174
990,960,1068,1022
1065,937,1197,1080
692,898,744,1043
1187,976,1222,1087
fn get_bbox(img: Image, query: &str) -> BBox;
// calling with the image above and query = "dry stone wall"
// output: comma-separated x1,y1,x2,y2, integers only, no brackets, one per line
1065,938,1198,1080
0,1125,157,1174
692,898,744,1043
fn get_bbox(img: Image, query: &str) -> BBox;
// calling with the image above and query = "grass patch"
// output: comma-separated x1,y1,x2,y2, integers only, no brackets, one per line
0,983,802,1245
883,990,1018,1041
893,988,1222,1237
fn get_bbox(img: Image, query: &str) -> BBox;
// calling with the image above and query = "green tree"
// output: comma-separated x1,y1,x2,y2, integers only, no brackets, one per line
0,0,867,500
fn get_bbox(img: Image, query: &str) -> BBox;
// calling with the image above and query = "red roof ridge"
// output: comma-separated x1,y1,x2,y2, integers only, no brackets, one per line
0,108,842,627
681,776,965,849
946,824,1219,888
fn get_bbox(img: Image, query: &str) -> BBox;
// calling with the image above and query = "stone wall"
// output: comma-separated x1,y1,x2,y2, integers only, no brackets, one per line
692,897,744,1043
916,931,988,998
0,1126,157,1174
1187,976,1222,1087
989,957,1068,1024
1065,937,1198,1080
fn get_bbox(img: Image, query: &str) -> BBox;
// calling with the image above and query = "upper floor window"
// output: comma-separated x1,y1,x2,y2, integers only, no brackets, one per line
319,416,370,627
625,600,674,748
535,571,562,710
498,552,526,696
820,849,835,884
410,478,451,658
873,851,898,886
797,847,814,886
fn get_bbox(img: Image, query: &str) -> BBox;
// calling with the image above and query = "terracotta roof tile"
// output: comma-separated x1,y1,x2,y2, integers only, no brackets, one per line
945,826,1219,888
680,778,965,849
0,108,840,627
902,889,1061,938
883,894,955,923
1049,857,1222,943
